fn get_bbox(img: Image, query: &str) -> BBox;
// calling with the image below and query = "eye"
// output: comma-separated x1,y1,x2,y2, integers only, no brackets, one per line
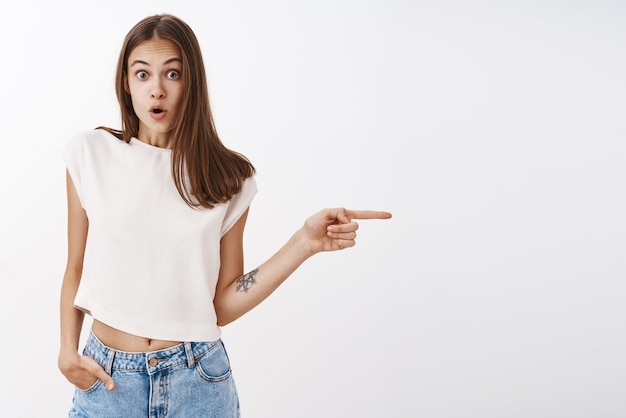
136,71,148,80
167,70,180,79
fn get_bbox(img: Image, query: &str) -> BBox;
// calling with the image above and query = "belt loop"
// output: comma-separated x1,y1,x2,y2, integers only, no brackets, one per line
104,348,115,375
184,342,195,368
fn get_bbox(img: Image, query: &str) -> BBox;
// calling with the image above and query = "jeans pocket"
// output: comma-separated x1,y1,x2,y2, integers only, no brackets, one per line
77,377,103,394
195,340,232,382
78,348,105,393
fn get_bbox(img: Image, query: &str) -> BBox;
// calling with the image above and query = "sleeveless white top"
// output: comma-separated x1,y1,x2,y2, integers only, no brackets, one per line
62,129,257,342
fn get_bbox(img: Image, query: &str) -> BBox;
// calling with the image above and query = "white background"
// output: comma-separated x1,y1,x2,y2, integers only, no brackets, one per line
1,1,625,417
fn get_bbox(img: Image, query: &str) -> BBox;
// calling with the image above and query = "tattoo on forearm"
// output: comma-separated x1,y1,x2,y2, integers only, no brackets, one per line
236,268,258,293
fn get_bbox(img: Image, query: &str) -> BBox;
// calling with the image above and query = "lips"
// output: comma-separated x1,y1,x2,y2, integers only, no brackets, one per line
150,106,167,121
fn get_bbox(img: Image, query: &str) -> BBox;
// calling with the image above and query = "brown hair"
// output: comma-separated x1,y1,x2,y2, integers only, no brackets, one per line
100,14,254,208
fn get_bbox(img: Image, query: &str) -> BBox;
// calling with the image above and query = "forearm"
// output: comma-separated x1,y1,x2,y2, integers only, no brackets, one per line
214,227,313,326
59,268,85,356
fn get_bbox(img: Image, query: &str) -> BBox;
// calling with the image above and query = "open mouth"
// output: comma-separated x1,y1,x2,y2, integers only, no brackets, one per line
150,107,167,120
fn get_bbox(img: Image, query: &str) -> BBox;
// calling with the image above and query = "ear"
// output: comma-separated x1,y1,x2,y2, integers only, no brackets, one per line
123,75,130,94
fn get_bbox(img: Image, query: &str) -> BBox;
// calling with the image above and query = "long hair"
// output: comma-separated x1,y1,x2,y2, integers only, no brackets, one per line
100,14,254,208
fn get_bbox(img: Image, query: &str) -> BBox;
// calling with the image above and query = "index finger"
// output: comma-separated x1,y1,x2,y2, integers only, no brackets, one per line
346,210,392,220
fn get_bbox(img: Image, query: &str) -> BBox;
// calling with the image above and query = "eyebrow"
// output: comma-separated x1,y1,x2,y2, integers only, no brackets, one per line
130,57,183,67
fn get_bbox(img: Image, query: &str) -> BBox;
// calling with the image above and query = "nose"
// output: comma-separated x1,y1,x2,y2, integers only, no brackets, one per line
150,79,166,99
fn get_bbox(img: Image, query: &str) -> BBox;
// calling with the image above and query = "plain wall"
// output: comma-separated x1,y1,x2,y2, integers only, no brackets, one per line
0,0,625,417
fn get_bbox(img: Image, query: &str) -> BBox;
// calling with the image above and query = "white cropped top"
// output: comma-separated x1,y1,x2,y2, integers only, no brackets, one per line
61,129,257,342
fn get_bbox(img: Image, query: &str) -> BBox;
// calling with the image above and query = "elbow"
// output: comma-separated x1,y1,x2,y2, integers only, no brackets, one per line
214,302,236,327
216,311,235,327
216,318,230,327
214,290,245,327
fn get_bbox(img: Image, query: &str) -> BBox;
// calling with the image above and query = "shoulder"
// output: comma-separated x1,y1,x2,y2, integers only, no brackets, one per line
226,175,258,210
63,128,124,155
221,175,258,236
67,128,118,146
228,175,258,210
238,175,258,199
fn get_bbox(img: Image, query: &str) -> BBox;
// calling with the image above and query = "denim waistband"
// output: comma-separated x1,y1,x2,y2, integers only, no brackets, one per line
84,330,218,375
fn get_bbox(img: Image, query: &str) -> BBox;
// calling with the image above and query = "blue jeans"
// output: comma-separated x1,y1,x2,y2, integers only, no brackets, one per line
69,331,240,417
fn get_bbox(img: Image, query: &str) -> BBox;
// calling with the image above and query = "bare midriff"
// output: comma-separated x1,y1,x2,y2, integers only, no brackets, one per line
92,319,182,352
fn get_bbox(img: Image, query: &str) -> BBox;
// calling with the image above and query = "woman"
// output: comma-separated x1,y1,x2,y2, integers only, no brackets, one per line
58,13,391,417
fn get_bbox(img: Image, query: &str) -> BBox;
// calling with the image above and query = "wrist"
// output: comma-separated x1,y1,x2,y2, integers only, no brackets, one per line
59,339,80,358
290,227,316,259
58,348,80,371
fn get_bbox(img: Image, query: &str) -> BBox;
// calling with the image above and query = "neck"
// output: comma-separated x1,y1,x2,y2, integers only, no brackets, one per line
137,131,173,149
